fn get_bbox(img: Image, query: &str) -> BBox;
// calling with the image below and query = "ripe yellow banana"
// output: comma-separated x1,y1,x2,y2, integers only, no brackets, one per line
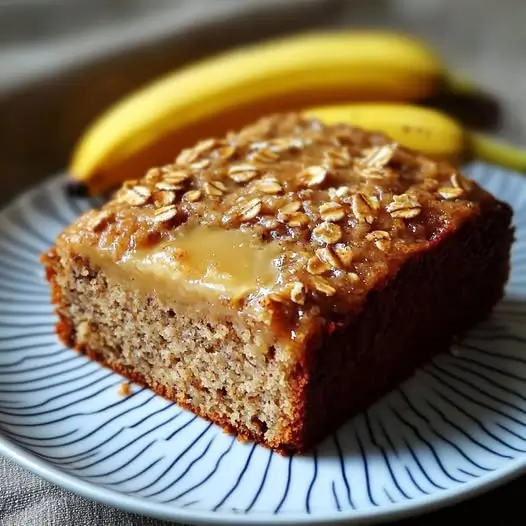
306,103,526,172
305,103,465,160
69,30,445,195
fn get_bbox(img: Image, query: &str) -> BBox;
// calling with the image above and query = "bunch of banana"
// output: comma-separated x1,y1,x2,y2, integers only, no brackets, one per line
67,30,526,196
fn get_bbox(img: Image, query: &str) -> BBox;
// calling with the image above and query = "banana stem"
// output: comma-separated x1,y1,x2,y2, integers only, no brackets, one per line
444,73,482,95
469,132,526,173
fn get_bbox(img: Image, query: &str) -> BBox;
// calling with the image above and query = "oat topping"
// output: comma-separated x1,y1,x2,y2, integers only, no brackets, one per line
286,212,310,227
238,198,263,221
333,244,354,267
359,144,397,168
228,164,259,183
307,254,330,275
450,173,462,188
155,181,180,192
354,144,398,180
213,145,235,161
153,190,176,207
176,147,199,166
418,157,438,178
319,202,345,222
290,282,306,305
386,193,421,219
324,148,351,168
132,185,151,198
347,272,360,283
312,222,342,244
351,193,376,224
249,148,280,164
365,230,391,251
438,186,464,200
252,137,300,153
254,176,282,195
190,159,211,171
183,189,202,202
297,165,328,187
167,169,190,181
68,113,485,322
278,201,302,217
87,209,113,232
328,186,351,200
420,178,440,192
144,167,161,181
260,216,280,230
203,180,227,196
193,137,217,155
153,204,178,222
315,246,342,269
119,185,151,206
309,276,336,296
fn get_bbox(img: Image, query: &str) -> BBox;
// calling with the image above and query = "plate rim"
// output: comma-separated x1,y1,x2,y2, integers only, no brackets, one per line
2,433,526,525
1,166,526,525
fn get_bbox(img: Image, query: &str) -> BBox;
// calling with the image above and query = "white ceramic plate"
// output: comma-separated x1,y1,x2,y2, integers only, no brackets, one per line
0,163,525,525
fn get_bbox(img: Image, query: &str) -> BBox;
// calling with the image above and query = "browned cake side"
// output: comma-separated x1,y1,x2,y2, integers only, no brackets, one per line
296,199,512,449
42,113,514,453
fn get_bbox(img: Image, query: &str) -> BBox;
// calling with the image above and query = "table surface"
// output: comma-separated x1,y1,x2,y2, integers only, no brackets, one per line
0,0,525,524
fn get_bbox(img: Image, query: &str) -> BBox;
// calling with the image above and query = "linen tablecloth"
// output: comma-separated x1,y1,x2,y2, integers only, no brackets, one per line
1,1,525,524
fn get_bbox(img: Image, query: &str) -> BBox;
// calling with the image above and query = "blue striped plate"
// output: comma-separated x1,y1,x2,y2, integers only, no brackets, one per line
0,163,525,525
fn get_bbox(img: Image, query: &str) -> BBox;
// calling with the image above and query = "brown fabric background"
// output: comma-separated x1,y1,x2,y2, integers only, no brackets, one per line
1,0,525,524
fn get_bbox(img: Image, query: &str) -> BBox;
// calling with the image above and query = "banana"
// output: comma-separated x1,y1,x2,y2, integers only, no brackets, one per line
470,133,526,173
69,31,446,195
305,103,466,160
306,103,526,171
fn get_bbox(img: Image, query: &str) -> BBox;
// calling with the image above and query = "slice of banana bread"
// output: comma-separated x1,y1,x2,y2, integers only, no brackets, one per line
42,114,514,454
